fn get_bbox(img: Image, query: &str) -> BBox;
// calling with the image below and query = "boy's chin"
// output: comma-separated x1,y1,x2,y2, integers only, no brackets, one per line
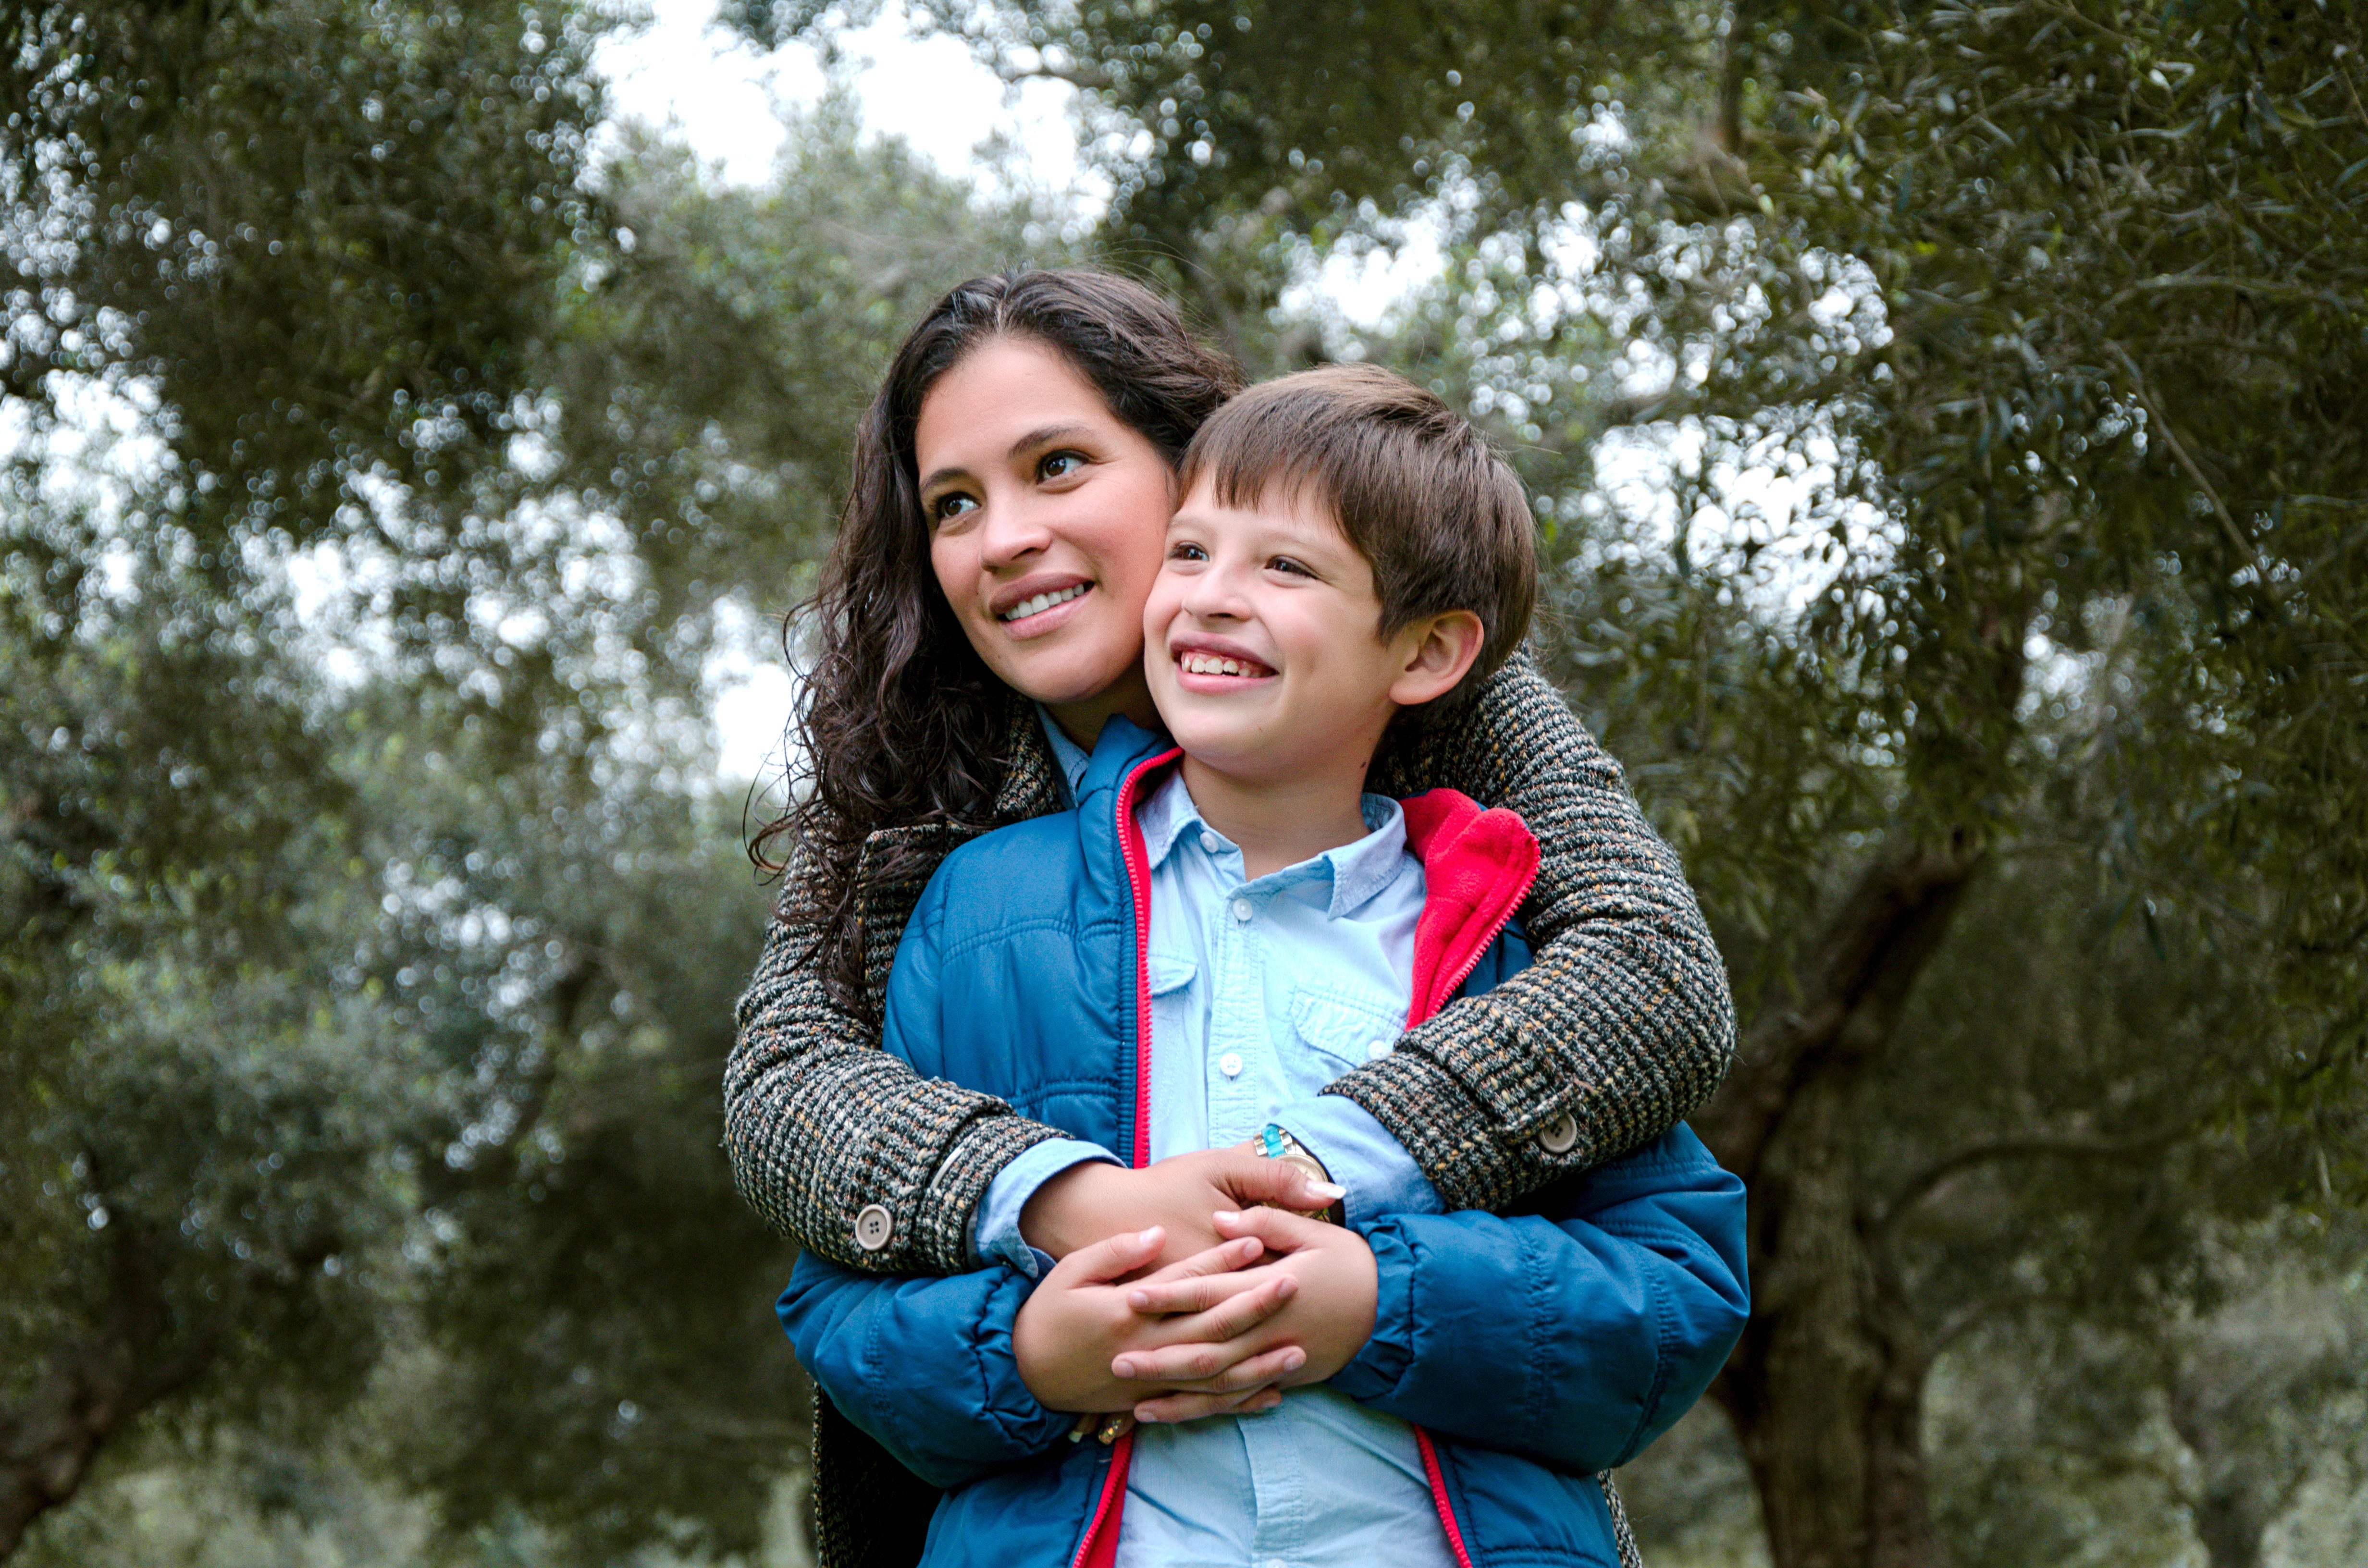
1163,720,1271,773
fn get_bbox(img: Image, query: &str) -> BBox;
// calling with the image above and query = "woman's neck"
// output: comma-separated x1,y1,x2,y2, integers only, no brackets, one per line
1044,666,1161,752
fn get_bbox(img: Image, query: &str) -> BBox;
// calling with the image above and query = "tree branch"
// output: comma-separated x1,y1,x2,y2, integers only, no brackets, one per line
2106,341,2269,586
0,1218,219,1558
1695,835,1988,1183
1881,1116,2201,1235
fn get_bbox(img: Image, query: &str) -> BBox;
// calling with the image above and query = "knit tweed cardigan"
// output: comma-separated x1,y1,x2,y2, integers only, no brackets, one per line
727,650,1735,1568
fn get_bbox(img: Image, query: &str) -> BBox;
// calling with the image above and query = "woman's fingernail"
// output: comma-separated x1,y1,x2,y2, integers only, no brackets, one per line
1309,1182,1347,1200
1127,1290,1151,1310
1214,1211,1241,1225
1137,1226,1163,1246
1113,1358,1136,1379
1284,1349,1307,1371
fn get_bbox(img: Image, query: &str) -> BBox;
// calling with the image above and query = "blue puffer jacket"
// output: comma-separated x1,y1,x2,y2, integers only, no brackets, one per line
778,721,1749,1568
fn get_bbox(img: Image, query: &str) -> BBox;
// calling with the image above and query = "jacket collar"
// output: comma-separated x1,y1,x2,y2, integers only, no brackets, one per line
1400,789,1542,1026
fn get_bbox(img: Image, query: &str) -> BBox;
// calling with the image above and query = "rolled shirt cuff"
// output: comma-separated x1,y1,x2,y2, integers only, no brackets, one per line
1274,1095,1443,1227
970,1137,1120,1277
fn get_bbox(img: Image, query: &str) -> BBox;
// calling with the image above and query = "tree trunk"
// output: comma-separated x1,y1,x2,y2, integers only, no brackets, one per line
1696,841,1984,1568
1714,1067,1943,1568
0,1221,215,1559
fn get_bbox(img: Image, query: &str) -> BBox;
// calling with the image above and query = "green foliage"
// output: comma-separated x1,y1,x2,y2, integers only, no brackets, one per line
7,0,2365,1562
2,0,603,526
4,3,1044,1558
739,1,2367,1561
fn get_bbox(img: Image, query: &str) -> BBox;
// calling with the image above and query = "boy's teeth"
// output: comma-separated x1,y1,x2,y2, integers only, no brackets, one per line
1181,652,1269,676
1001,584,1087,621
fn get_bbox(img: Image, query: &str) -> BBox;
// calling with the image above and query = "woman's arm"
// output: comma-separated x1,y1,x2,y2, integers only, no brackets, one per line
731,656,1732,1276
1349,649,1738,1210
726,824,1074,1274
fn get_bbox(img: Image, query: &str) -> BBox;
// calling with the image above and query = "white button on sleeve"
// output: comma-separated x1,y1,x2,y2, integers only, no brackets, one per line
1537,1112,1580,1155
853,1203,894,1251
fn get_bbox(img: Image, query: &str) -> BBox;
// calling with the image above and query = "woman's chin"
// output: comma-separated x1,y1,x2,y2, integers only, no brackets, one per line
991,641,1147,715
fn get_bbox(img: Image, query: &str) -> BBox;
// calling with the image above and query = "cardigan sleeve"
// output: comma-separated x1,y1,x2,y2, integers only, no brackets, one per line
1335,649,1738,1210
724,831,1070,1274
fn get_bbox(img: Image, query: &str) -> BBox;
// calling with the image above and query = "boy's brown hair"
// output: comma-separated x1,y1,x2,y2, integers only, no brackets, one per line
1177,363,1537,711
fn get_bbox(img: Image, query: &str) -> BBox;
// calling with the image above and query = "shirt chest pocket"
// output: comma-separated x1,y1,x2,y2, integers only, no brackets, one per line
1286,983,1409,1078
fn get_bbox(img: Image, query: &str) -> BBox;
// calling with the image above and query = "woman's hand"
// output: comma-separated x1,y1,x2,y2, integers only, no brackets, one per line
1019,1147,1346,1264
1013,1227,1310,1414
1116,1206,1379,1424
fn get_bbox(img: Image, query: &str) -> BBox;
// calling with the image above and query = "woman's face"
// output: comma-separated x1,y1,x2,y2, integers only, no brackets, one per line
917,335,1175,742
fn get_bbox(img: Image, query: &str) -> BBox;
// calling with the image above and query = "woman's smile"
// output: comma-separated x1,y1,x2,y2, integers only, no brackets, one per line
993,576,1096,634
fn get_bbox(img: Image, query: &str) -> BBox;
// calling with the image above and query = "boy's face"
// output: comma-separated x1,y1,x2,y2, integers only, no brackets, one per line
1145,475,1441,787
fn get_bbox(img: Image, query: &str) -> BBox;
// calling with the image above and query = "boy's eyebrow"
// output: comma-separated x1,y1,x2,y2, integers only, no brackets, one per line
917,423,1098,498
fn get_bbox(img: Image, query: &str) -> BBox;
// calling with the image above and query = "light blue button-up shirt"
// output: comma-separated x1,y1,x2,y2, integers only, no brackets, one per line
970,715,1443,1279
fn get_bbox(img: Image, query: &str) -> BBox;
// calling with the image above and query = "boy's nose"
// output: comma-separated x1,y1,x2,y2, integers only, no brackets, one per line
1180,568,1250,621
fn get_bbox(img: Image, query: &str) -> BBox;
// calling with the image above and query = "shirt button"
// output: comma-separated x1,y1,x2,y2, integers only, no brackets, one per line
1199,830,1225,853
1230,898,1253,922
1366,1038,1392,1061
1218,1052,1244,1078
1537,1112,1580,1156
853,1203,894,1251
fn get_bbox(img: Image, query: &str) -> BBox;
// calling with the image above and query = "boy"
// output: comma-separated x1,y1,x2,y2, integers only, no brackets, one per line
779,366,1748,1568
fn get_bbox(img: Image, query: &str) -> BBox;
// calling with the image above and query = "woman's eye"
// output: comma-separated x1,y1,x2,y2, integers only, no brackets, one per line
930,492,979,525
1039,451,1086,481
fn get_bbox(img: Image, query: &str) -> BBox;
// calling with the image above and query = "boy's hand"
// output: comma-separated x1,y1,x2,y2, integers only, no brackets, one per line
1119,1207,1379,1424
1019,1147,1346,1265
1013,1227,1309,1414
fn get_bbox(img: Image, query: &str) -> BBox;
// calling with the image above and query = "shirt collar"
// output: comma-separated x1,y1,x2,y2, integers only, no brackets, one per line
1035,704,1094,803
1137,768,1409,919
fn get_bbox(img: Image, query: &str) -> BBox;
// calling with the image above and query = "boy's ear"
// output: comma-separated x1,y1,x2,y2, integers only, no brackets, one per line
1387,610,1486,709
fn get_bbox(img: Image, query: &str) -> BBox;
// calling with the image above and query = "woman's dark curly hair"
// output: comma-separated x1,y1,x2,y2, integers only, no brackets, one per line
754,269,1242,1009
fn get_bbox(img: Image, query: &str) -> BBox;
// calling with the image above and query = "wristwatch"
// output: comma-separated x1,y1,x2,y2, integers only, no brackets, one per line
1258,1124,1346,1225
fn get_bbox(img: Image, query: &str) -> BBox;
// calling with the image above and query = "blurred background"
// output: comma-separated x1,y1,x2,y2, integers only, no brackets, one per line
3,2,2364,1565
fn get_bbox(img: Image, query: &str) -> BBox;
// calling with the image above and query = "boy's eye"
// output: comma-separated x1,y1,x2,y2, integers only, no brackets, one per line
1167,541,1209,563
1038,451,1086,482
1267,556,1314,577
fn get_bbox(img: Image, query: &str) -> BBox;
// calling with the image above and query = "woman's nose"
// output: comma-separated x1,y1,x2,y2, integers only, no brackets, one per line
976,495,1054,569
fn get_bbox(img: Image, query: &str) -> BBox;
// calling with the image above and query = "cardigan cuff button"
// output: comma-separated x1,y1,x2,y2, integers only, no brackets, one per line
853,1203,895,1252
1536,1112,1579,1156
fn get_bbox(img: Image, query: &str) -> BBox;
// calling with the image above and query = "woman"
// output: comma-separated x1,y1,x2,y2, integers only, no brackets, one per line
728,270,1734,1568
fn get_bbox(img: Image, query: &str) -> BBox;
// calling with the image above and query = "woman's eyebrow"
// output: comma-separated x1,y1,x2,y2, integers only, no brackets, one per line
1007,422,1096,459
918,423,1098,498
